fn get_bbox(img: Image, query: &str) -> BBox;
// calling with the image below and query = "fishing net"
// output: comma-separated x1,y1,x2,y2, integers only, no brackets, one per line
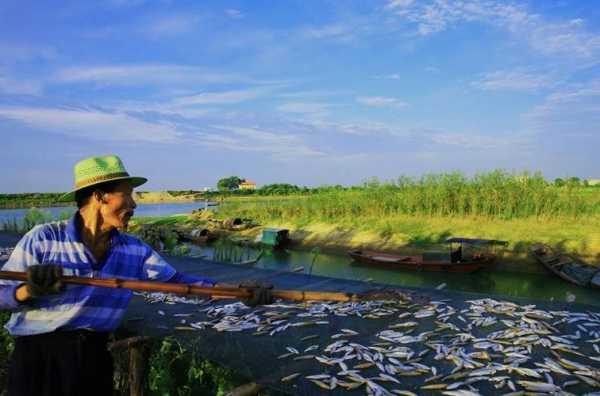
121,257,600,395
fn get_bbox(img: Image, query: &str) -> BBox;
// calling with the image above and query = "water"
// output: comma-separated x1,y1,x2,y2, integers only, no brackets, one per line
196,245,600,307
0,201,211,227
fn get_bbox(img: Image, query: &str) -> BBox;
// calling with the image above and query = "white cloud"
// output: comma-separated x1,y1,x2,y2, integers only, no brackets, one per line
385,0,415,10
277,102,333,115
204,125,324,158
0,107,179,142
422,130,515,150
384,0,600,59
0,73,42,95
526,80,600,139
225,9,244,19
172,88,269,106
299,19,373,43
0,44,57,64
54,64,247,86
142,15,201,36
356,96,408,109
375,74,402,80
472,69,557,92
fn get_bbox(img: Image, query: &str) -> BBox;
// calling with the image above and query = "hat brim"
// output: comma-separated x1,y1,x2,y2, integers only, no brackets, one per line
60,176,148,202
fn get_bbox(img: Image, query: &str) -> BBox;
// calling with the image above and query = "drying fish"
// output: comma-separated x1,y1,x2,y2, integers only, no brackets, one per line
280,373,301,382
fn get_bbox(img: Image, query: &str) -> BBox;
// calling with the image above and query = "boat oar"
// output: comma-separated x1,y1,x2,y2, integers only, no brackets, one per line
0,270,418,303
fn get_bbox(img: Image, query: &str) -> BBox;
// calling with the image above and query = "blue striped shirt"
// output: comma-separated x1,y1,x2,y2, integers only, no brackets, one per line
0,213,215,336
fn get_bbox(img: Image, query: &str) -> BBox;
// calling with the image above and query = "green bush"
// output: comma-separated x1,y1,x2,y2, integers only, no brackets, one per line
0,311,14,391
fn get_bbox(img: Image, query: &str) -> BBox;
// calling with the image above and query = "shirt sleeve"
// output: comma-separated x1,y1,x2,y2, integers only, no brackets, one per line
0,228,43,310
141,249,177,282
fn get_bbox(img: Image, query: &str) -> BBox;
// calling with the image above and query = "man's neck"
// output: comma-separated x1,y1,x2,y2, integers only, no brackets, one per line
77,207,113,249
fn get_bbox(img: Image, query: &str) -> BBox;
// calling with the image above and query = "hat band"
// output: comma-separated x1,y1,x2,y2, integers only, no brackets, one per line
75,172,130,189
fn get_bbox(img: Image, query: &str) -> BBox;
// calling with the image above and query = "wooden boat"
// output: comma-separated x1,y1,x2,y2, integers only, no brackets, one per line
235,251,264,267
349,238,507,273
530,243,600,288
180,228,217,245
260,228,289,248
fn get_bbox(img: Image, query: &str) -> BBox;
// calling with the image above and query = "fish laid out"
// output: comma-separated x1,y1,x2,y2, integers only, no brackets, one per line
0,247,14,261
137,291,600,395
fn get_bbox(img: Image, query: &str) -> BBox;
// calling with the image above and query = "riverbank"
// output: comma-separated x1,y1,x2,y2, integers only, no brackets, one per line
127,209,600,274
217,214,600,273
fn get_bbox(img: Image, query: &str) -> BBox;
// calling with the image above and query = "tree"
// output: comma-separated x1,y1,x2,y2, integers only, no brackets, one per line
217,176,243,191
566,177,581,187
554,178,565,187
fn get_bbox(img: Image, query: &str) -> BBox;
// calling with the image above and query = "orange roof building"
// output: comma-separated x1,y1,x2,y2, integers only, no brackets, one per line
238,180,257,190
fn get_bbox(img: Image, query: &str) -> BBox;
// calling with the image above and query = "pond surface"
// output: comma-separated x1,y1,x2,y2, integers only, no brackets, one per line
196,244,600,307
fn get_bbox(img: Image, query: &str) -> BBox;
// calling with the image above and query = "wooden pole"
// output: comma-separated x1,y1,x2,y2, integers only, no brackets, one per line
0,270,411,302
108,336,154,396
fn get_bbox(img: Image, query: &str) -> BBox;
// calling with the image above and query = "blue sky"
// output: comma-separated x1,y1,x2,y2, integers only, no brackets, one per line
1,0,599,192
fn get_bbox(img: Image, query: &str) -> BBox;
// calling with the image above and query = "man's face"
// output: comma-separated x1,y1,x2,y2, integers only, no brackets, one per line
99,181,137,230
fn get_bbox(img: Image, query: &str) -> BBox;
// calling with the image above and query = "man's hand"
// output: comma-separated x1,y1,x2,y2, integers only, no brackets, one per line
238,280,274,307
24,265,63,299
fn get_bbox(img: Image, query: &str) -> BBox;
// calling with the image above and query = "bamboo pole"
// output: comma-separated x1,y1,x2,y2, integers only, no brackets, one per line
0,270,400,302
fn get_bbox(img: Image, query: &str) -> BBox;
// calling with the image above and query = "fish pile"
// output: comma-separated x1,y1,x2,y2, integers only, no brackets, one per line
0,247,14,261
139,292,600,395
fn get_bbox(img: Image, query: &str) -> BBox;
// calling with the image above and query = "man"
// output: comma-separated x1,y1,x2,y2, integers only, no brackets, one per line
0,155,272,396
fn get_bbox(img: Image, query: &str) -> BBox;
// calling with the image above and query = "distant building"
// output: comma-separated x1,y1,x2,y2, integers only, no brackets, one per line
201,187,213,192
588,179,600,186
238,180,257,190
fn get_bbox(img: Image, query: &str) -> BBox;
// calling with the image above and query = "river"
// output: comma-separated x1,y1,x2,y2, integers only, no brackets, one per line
194,244,600,307
0,201,210,226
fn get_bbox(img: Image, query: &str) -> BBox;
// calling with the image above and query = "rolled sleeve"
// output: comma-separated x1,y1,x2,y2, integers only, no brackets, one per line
142,250,176,282
0,228,42,310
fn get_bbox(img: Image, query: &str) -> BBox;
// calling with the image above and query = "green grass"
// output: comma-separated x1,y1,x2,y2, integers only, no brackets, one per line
219,171,599,221
0,311,14,391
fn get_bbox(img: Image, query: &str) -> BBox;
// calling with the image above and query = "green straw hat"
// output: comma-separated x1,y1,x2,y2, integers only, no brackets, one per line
60,155,147,201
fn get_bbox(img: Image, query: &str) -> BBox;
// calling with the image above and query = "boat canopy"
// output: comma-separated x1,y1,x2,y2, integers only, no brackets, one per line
445,238,508,246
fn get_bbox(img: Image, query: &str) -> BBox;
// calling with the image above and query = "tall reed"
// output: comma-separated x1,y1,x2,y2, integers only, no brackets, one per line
218,171,600,223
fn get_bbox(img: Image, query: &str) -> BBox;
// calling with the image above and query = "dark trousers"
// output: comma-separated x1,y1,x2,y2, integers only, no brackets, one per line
7,330,113,396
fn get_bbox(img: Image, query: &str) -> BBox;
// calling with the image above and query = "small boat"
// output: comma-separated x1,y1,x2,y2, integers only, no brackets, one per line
235,251,264,267
530,243,600,288
349,238,507,273
181,228,217,245
260,228,289,248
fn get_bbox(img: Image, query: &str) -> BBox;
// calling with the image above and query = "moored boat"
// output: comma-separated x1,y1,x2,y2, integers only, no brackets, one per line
349,238,507,273
530,243,600,288
260,228,289,248
181,228,217,245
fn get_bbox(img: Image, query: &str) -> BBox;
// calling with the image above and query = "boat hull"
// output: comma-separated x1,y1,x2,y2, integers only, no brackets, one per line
530,244,599,288
348,250,492,273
